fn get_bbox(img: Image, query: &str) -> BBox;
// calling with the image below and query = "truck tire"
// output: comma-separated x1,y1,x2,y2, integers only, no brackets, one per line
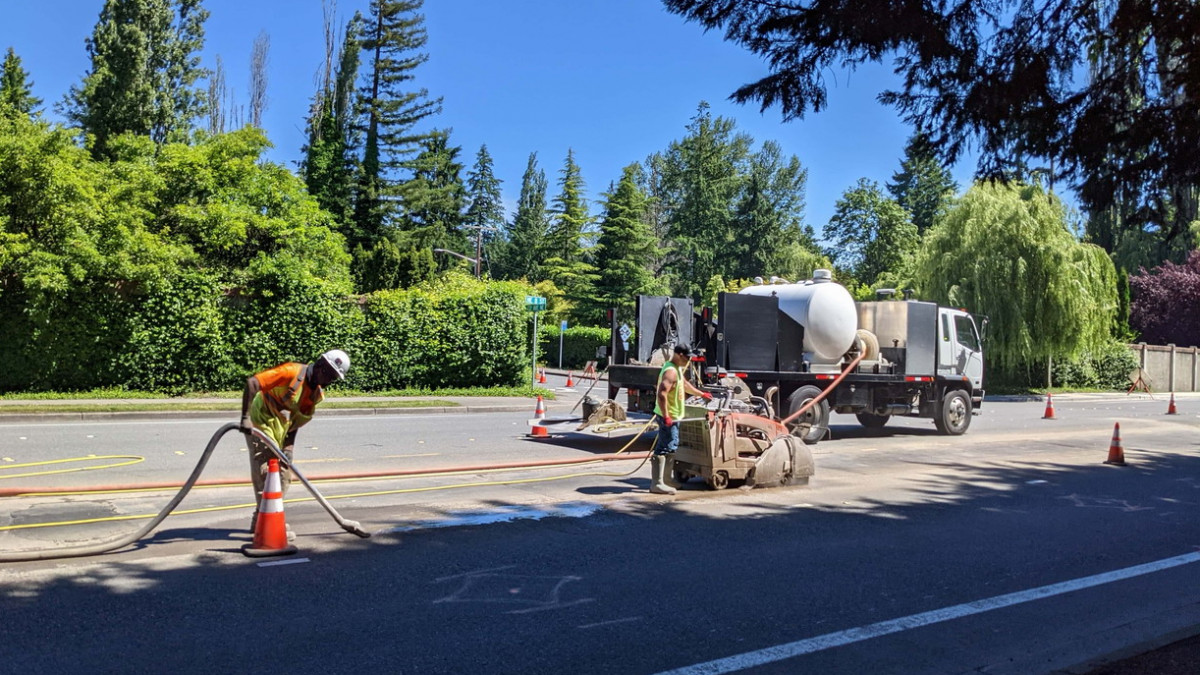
787,385,829,445
856,412,889,429
934,389,972,435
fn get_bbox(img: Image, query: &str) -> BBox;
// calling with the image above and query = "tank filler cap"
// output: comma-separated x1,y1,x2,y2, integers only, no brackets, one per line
812,269,833,283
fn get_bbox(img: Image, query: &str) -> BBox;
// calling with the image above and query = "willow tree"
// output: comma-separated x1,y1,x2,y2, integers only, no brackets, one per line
914,181,1119,382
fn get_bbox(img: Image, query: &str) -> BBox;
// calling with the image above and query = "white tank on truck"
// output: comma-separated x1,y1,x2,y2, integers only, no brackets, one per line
739,270,858,367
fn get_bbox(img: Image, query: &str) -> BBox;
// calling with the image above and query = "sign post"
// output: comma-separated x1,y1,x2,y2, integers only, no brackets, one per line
525,296,546,387
559,319,568,369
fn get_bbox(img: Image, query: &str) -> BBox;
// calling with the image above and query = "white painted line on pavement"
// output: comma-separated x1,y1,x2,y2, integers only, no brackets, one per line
654,550,1200,675
256,557,310,568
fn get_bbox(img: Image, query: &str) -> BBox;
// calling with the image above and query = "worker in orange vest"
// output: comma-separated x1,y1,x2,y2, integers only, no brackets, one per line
240,350,350,537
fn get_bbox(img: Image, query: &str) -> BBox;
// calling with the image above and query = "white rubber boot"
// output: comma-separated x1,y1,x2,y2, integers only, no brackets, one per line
650,455,676,495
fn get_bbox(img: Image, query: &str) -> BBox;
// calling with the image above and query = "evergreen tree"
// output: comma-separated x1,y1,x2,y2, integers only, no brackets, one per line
544,149,597,316
887,133,957,234
824,178,918,286
656,102,752,300
65,0,209,158
730,140,813,280
303,13,362,237
0,48,42,118
464,144,504,277
354,0,442,243
589,163,658,321
398,130,467,264
497,152,549,281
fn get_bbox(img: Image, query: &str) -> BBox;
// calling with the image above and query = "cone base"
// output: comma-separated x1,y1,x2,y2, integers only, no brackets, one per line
1103,459,1127,466
242,543,298,558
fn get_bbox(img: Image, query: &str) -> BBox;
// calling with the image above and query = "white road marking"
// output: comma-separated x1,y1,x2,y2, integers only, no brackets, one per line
654,550,1200,675
255,557,310,568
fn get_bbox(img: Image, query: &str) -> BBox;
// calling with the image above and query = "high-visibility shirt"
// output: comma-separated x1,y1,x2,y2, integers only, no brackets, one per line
653,361,685,420
249,362,324,448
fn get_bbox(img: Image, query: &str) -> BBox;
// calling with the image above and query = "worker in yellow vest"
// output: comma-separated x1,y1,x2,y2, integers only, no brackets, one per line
652,343,711,494
240,349,350,536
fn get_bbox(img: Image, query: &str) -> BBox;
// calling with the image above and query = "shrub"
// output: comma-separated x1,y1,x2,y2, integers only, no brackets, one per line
1051,340,1140,390
538,325,609,370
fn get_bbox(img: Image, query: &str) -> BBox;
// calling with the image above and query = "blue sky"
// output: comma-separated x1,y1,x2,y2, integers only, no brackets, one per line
3,0,981,235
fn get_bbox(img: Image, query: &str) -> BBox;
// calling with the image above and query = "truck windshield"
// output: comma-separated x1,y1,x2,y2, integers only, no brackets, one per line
954,315,980,352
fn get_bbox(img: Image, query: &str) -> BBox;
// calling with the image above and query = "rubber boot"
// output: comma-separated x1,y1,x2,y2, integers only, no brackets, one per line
663,454,681,488
650,455,676,495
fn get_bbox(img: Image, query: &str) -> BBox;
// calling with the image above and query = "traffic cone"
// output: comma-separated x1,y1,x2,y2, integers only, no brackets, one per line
538,368,546,384
1167,392,1178,415
527,424,550,438
242,458,298,557
1103,423,1127,466
534,395,546,419
1042,392,1056,419
565,372,575,388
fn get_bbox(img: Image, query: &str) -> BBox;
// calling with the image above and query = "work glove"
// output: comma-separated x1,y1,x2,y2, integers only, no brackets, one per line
663,414,674,427
700,392,713,401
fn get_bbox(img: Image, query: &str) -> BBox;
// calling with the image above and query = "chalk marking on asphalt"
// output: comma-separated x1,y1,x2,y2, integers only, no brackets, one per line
653,550,1200,675
256,558,310,568
506,598,594,614
434,565,517,583
578,616,643,629
382,453,440,459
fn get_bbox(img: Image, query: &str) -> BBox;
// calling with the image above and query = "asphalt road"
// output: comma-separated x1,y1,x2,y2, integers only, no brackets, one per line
1,393,1198,674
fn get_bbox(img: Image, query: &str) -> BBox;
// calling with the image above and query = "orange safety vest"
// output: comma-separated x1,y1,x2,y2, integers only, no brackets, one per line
249,363,324,447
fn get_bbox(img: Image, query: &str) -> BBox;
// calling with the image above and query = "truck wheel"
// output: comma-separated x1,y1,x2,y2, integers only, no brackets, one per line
856,412,889,429
787,385,829,445
707,470,729,490
935,389,972,435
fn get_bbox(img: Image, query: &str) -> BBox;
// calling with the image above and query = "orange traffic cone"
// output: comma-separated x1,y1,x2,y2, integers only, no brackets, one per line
534,395,546,419
1042,392,1056,419
1103,423,1127,466
527,424,550,438
1167,392,1178,415
538,368,546,384
243,458,298,557
565,372,575,388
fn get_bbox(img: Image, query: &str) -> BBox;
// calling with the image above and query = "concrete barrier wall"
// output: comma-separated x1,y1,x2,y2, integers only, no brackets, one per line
1129,343,1200,392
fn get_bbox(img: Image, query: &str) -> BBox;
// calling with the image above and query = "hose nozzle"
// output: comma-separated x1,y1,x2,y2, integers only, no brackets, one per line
342,520,371,538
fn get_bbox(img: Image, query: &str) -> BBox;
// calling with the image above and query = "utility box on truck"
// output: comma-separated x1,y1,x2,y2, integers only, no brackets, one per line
606,270,986,444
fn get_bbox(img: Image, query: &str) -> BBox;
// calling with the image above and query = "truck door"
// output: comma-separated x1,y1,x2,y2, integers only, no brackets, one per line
937,308,984,389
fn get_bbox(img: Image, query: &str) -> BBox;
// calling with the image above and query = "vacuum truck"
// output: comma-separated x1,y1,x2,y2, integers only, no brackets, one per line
605,270,986,444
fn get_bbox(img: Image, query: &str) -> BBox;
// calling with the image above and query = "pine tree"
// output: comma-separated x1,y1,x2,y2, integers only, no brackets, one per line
0,48,42,118
303,13,362,236
887,133,957,234
497,152,549,281
64,0,209,158
464,144,504,277
544,149,597,315
589,163,657,321
398,130,467,264
656,102,752,300
354,0,442,243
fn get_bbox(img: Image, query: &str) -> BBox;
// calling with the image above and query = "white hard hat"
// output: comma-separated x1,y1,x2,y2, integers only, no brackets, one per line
319,349,350,380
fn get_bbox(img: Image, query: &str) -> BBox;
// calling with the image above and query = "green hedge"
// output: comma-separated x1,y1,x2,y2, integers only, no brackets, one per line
0,269,532,393
1050,340,1140,390
537,325,609,370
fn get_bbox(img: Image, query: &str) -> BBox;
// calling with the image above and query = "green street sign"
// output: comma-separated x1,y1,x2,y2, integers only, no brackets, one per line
525,295,546,312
